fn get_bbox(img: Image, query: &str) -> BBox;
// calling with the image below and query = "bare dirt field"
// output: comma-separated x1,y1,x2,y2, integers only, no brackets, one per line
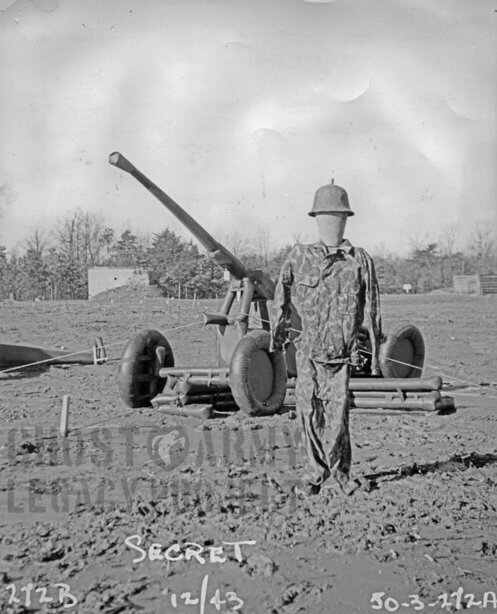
1,294,496,613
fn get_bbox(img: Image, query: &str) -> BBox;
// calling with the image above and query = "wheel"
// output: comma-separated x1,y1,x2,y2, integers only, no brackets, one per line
118,329,174,407
379,324,425,378
229,329,287,416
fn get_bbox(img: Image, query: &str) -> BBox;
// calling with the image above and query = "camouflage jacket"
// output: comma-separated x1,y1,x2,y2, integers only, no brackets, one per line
271,239,382,372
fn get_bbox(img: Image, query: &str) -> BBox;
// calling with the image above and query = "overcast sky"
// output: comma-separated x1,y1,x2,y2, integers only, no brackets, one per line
1,0,495,256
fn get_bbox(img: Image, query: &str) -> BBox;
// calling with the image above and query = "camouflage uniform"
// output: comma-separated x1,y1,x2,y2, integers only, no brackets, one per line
271,239,381,491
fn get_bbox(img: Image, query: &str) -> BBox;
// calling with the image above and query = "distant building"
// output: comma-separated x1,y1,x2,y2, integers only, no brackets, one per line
480,274,497,295
88,267,150,299
453,274,481,294
452,274,497,295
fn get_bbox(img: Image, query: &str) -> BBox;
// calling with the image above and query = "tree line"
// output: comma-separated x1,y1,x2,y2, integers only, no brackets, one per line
0,210,495,300
0,210,291,300
373,223,497,293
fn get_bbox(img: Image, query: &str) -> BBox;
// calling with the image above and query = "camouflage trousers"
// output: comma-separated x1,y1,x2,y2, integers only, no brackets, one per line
295,349,351,490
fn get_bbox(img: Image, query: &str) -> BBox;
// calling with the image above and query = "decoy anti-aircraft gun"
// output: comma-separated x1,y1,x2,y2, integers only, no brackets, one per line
109,152,449,417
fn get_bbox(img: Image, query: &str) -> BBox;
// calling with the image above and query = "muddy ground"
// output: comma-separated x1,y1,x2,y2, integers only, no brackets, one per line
0,294,496,613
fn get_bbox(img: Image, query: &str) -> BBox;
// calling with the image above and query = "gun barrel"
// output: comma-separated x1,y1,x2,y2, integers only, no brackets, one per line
109,152,249,281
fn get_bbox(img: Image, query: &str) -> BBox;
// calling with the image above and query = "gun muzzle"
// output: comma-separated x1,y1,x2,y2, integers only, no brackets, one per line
108,150,262,291
109,152,136,174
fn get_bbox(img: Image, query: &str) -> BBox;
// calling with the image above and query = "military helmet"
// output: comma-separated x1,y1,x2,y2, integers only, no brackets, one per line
308,180,354,217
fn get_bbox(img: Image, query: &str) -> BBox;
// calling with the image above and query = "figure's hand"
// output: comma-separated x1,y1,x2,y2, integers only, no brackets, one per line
350,354,362,368
350,348,366,369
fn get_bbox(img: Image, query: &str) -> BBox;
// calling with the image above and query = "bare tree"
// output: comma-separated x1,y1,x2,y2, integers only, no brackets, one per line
55,209,108,266
23,228,50,257
438,224,458,258
222,231,250,257
438,224,460,283
372,242,393,259
408,232,431,254
55,210,84,261
469,222,495,263
81,211,107,266
255,226,271,267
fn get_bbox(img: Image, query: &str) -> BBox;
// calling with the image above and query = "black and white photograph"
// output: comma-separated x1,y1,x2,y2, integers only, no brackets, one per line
1,1,496,612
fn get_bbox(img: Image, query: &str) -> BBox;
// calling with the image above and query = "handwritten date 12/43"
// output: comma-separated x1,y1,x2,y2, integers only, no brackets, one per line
163,574,243,613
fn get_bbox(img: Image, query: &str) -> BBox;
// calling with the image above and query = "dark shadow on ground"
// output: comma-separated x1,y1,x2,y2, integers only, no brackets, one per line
0,365,50,379
362,452,497,490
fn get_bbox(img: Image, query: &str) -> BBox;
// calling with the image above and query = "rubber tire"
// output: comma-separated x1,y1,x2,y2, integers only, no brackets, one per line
379,323,425,379
230,330,287,416
118,329,174,408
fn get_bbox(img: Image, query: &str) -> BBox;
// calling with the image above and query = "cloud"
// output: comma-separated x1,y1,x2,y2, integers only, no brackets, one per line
0,0,495,256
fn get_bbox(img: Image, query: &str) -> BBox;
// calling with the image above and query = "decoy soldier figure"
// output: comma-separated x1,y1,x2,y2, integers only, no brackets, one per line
271,181,381,495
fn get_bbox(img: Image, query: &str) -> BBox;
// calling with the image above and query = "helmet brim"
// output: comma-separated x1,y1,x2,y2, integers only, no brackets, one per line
308,210,355,217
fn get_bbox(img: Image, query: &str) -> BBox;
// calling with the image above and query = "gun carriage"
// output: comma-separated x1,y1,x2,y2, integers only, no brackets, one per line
109,152,449,417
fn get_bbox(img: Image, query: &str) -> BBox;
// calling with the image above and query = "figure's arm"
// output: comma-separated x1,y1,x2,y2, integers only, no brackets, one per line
270,252,294,352
362,251,382,375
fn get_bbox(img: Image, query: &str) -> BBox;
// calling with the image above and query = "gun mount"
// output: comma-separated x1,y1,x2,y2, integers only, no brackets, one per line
109,152,450,417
